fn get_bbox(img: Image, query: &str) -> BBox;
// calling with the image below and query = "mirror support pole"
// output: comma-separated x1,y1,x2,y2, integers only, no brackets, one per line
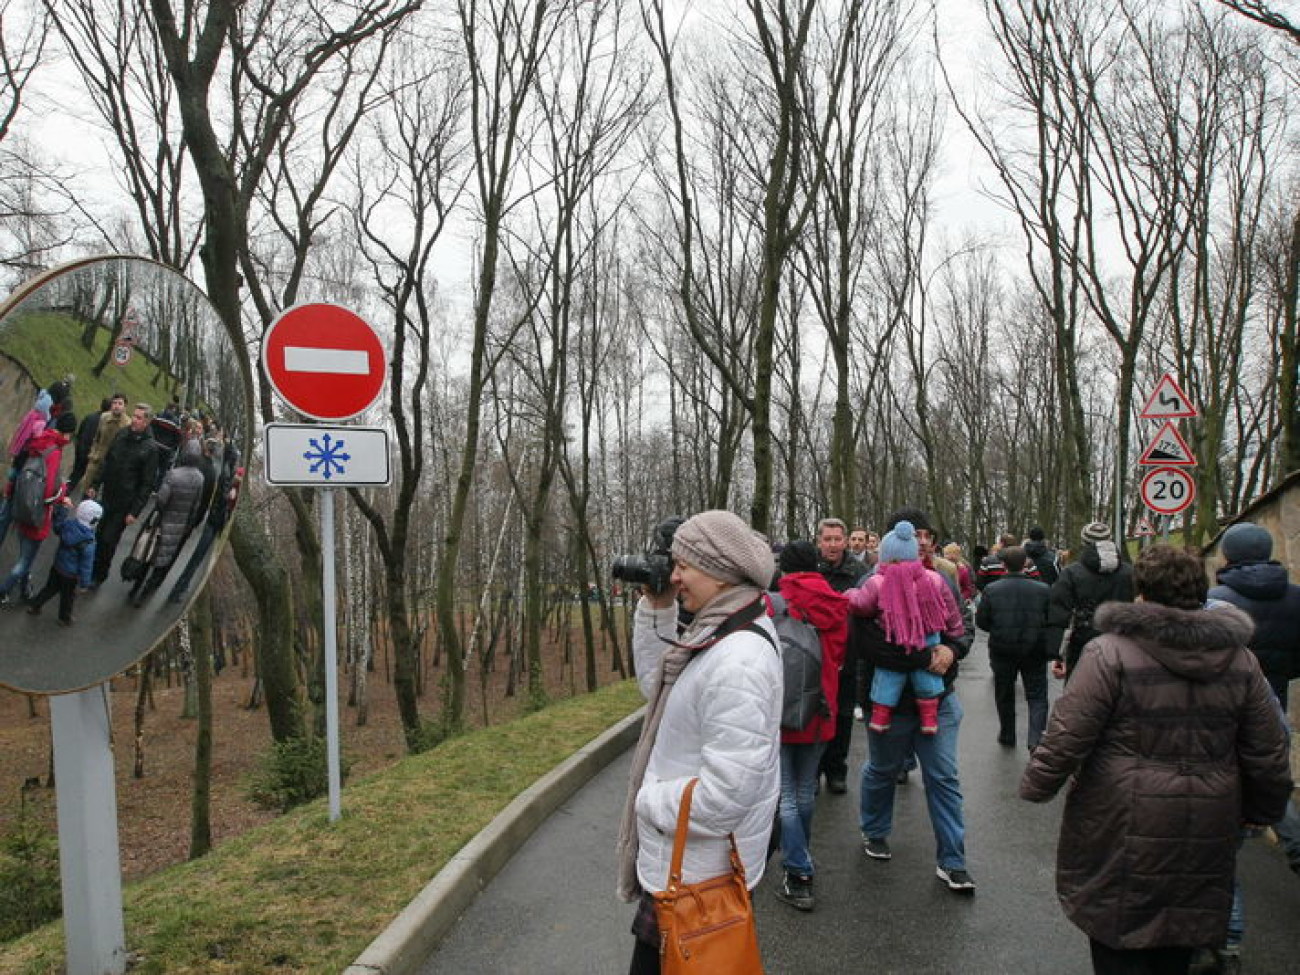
322,488,342,823
51,686,127,975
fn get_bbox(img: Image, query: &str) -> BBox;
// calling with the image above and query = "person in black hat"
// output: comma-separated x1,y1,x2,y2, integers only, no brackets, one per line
1024,526,1060,585
1044,522,1134,680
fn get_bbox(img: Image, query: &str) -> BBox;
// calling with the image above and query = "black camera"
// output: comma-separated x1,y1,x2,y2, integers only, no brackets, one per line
611,516,684,595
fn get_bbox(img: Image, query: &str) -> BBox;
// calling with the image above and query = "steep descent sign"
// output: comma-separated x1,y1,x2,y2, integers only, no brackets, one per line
1140,373,1197,420
262,303,386,421
1138,420,1197,466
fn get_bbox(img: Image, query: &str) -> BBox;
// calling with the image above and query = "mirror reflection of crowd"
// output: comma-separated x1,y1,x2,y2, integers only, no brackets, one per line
0,383,78,605
1,377,240,621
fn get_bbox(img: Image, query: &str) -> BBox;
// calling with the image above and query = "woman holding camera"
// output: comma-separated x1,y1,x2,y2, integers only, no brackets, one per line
615,509,781,975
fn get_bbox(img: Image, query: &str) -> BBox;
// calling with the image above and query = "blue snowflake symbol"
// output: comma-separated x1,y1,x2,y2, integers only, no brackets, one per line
303,433,351,480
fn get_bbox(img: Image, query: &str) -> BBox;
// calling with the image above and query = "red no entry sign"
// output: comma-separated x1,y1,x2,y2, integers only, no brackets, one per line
262,303,386,421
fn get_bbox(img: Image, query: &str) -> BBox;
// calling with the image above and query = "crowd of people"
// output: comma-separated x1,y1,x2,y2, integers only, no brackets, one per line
0,379,242,625
619,508,1298,975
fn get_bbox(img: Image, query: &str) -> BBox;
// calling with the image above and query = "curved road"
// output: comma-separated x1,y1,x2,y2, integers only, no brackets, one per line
421,637,1300,974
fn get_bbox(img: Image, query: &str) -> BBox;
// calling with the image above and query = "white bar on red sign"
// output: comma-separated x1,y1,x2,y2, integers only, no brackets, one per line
284,346,371,375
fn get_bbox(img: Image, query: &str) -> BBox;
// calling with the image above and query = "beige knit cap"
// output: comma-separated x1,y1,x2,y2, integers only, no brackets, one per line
671,510,775,588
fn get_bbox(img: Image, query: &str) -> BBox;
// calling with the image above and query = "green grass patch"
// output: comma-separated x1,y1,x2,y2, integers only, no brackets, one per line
0,680,643,974
2,310,178,412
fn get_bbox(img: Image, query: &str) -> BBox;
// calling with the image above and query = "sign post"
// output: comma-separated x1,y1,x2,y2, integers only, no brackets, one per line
50,688,127,975
263,304,388,822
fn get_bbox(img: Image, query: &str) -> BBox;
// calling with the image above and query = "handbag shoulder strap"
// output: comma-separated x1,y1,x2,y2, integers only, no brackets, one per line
666,777,747,888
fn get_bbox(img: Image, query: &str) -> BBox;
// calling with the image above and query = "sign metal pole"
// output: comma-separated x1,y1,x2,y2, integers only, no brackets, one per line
321,487,343,822
50,686,127,974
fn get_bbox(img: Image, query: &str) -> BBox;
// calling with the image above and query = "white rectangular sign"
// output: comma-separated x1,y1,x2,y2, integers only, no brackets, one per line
263,423,392,487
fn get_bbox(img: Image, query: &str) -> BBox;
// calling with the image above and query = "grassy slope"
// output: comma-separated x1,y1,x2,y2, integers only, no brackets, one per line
3,311,176,413
2,680,643,975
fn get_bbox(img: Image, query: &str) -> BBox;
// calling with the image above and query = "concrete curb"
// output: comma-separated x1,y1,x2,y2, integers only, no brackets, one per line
342,707,645,975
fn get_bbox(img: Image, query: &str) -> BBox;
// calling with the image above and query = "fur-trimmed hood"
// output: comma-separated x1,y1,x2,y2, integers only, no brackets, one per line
1095,600,1255,681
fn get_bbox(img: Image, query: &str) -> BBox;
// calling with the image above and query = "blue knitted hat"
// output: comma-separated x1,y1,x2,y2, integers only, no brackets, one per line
879,520,919,563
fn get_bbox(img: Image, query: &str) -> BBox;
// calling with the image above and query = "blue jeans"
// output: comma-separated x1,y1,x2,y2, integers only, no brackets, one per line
860,693,967,871
779,741,826,876
870,666,944,706
0,533,40,597
1276,799,1300,871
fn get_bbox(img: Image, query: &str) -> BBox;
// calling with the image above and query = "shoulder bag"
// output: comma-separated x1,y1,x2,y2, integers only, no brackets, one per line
653,777,764,974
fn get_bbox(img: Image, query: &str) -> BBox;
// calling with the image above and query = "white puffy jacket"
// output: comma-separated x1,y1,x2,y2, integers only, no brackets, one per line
632,597,782,893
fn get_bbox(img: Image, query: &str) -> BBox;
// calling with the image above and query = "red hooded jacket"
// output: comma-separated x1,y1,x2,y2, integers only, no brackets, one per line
9,428,69,541
775,571,848,744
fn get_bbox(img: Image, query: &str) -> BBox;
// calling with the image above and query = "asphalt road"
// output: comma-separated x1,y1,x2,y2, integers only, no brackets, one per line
420,636,1300,975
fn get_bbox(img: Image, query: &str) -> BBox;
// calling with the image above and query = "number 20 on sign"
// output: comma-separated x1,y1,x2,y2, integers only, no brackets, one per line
1140,466,1196,516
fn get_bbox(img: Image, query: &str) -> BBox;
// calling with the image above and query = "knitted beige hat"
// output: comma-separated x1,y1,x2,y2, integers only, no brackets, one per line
671,510,774,588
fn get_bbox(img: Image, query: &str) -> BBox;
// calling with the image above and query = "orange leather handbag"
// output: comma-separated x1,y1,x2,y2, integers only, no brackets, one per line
652,778,765,974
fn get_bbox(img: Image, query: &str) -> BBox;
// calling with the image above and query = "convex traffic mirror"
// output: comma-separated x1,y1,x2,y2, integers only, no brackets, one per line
0,256,251,694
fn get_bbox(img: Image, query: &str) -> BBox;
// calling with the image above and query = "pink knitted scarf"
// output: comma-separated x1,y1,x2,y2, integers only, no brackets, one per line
876,560,948,651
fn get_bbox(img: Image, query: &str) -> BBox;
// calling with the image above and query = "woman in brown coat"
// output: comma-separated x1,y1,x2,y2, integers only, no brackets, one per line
1020,544,1291,975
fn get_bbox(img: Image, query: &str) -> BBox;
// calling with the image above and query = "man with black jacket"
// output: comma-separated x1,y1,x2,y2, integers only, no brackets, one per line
815,517,868,794
976,546,1051,749
88,403,158,586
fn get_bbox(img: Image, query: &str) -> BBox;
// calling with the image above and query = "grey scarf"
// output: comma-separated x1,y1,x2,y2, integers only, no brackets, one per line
615,585,764,901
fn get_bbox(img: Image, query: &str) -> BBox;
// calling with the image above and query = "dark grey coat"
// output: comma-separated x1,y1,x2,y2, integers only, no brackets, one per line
1021,601,1292,951
150,444,205,569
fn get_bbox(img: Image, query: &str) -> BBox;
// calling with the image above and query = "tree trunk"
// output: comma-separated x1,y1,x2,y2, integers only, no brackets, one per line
227,508,305,742
189,588,214,859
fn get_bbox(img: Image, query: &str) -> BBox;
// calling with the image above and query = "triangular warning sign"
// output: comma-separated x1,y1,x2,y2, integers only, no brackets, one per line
1138,421,1197,466
1136,517,1156,537
1140,373,1197,419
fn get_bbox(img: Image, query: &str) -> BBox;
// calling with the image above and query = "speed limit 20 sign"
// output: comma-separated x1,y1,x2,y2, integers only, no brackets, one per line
1140,466,1196,516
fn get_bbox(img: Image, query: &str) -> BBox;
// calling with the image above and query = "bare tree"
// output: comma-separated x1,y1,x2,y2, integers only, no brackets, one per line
1155,8,1284,540
949,0,1110,539
1212,0,1300,41
0,3,67,280
435,0,564,733
0,0,43,142
796,0,912,522
44,0,199,268
490,0,645,706
347,37,468,749
149,0,422,743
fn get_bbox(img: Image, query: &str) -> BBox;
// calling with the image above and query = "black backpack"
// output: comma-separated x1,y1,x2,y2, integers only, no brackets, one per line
11,447,54,528
759,594,827,732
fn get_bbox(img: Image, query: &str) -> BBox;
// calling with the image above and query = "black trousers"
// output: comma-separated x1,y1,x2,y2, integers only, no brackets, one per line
990,653,1048,749
92,505,130,583
818,656,857,781
30,567,76,622
628,938,659,975
1089,939,1193,975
